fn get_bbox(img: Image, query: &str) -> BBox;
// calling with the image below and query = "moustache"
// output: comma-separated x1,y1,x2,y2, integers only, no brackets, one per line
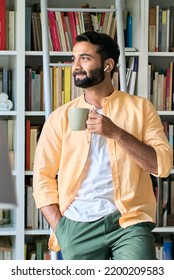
73,71,87,77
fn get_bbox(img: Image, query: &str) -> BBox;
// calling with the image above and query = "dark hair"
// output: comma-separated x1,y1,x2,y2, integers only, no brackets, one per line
75,31,120,78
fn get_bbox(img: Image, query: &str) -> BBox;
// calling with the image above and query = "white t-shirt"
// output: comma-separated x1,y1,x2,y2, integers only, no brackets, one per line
64,109,117,222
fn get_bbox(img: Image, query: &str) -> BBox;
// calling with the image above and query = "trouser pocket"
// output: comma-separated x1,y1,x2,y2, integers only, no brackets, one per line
55,216,66,245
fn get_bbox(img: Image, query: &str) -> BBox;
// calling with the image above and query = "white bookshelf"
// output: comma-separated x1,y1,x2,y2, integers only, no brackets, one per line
0,0,173,260
148,0,174,229
0,0,25,260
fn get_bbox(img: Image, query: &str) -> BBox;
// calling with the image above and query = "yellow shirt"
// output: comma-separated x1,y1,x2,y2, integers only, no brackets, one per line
33,90,173,251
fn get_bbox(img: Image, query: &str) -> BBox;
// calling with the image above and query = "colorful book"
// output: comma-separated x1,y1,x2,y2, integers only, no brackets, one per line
163,237,173,260
67,12,77,46
48,11,61,51
55,11,67,51
0,0,6,50
148,7,156,52
25,120,31,170
64,66,71,104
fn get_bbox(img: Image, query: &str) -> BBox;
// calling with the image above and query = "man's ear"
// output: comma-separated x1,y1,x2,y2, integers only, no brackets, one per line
104,58,115,72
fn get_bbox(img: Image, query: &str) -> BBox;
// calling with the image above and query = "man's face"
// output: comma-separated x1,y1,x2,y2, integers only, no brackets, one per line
72,42,105,88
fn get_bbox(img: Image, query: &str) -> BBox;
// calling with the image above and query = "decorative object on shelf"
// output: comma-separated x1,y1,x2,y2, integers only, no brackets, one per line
0,121,17,209
0,92,13,111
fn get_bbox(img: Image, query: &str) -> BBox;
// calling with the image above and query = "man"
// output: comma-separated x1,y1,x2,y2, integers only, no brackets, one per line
33,31,173,260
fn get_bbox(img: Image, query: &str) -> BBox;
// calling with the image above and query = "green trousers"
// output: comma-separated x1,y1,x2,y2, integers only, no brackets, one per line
56,211,156,260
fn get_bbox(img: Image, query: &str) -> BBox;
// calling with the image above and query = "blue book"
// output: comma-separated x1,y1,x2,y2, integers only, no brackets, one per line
57,250,63,260
163,237,173,260
126,15,132,48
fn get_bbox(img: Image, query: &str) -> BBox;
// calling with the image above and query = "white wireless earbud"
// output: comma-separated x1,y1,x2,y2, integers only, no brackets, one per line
104,65,109,72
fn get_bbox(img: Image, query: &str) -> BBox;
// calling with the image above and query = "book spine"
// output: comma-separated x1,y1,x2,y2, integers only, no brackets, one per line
25,7,32,51
126,15,133,48
6,11,15,51
67,12,77,46
47,11,61,51
155,5,159,52
0,0,6,50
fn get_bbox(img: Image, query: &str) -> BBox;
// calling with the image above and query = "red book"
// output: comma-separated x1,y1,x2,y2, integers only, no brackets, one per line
25,120,31,171
0,0,6,50
67,12,77,46
48,11,61,51
61,12,71,51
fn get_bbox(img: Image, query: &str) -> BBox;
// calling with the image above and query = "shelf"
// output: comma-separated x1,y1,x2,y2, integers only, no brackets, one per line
153,227,174,233
0,226,16,236
0,51,17,56
158,111,174,115
25,229,50,235
25,171,33,176
47,8,116,13
0,111,17,116
25,111,45,116
148,52,174,57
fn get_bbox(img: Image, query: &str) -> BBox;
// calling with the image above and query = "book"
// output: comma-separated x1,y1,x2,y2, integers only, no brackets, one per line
166,8,170,52
166,62,173,110
55,11,67,51
127,57,138,95
110,13,116,40
99,12,105,33
161,8,167,52
105,5,115,35
126,14,133,48
64,12,73,50
79,11,85,33
171,180,174,215
0,0,6,50
31,12,37,51
67,12,77,46
6,10,15,51
152,71,159,109
36,240,43,260
156,177,163,227
148,7,156,52
25,184,34,228
25,67,32,111
162,180,169,226
157,73,165,110
47,11,61,51
31,2,41,51
61,12,71,51
35,12,42,51
53,66,57,110
169,6,174,51
64,66,71,104
25,6,32,51
25,120,31,171
56,66,62,107
155,5,159,52
31,70,41,111
7,119,14,151
81,3,93,32
158,7,162,51
29,125,41,170
74,11,80,35
163,237,173,260
155,243,163,260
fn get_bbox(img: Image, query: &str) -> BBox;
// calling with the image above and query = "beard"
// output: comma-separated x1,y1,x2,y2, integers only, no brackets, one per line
73,67,105,88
